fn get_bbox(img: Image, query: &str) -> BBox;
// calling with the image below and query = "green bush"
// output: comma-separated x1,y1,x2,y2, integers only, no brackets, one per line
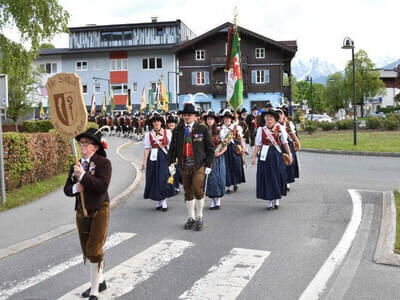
336,119,353,130
378,107,400,114
387,113,400,123
302,120,318,134
366,117,384,129
3,132,71,191
383,116,400,130
23,120,53,132
319,121,335,131
294,111,300,124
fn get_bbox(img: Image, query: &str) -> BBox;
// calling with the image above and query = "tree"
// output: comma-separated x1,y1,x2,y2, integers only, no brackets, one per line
40,43,55,49
311,83,326,113
344,49,386,117
325,72,347,113
0,0,69,128
293,80,311,105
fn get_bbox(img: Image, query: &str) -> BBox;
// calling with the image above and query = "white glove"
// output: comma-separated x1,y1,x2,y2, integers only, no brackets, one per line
205,167,212,175
169,164,176,175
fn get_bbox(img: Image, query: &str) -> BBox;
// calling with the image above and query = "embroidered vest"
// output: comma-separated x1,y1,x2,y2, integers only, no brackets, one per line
149,129,167,149
261,125,280,145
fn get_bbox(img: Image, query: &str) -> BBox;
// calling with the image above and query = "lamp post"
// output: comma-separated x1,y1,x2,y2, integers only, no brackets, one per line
305,75,313,120
168,71,183,109
342,37,357,145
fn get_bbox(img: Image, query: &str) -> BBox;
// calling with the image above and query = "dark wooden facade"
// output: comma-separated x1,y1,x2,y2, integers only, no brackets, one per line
175,22,297,100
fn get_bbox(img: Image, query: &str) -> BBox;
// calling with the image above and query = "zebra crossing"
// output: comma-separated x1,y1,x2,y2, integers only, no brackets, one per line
0,231,271,300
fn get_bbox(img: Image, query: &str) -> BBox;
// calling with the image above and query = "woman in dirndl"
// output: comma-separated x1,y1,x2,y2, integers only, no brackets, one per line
220,109,246,193
276,108,301,191
204,110,227,210
142,112,175,211
251,109,293,210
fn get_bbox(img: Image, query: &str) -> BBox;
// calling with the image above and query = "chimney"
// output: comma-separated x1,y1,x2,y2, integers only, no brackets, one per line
151,16,158,23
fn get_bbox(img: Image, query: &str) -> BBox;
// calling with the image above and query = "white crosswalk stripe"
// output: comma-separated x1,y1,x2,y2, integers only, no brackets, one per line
57,238,194,299
179,248,271,300
0,232,135,300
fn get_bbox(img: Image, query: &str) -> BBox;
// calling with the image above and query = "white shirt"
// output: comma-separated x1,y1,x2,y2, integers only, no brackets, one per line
72,155,93,194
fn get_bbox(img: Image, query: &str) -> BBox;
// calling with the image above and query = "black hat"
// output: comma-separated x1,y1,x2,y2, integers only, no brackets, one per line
221,109,234,119
166,115,178,123
241,107,247,113
182,103,196,114
76,127,107,157
261,109,279,122
252,105,258,111
150,112,164,124
204,109,218,121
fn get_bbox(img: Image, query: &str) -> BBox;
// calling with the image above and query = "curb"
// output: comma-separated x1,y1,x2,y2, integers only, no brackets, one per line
374,191,400,266
301,148,400,158
0,139,142,261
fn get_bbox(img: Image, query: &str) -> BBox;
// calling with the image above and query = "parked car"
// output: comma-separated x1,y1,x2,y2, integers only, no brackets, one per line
371,112,386,119
315,114,333,123
393,110,400,115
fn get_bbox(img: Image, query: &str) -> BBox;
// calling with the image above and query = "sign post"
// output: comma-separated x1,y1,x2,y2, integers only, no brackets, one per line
46,73,88,216
0,74,8,206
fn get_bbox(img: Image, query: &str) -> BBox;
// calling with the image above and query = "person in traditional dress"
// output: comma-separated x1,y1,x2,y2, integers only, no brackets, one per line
64,128,111,300
166,115,182,194
220,109,246,193
251,110,292,210
204,110,227,210
276,108,301,191
168,103,214,231
141,112,175,211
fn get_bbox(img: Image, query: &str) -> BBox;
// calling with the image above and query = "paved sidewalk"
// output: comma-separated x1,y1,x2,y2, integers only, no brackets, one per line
0,137,138,252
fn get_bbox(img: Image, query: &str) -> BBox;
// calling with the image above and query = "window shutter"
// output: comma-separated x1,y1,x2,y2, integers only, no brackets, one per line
205,71,210,85
192,72,197,85
265,70,270,83
251,70,256,84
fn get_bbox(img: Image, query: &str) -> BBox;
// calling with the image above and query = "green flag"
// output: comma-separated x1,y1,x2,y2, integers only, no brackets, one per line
226,25,243,110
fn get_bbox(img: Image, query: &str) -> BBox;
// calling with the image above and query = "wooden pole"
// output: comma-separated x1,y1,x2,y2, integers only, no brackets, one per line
70,138,88,217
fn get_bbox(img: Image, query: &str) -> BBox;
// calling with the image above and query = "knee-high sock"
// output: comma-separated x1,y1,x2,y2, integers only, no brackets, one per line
90,262,103,296
161,199,167,208
195,198,205,219
186,200,195,219
215,198,221,206
210,198,215,208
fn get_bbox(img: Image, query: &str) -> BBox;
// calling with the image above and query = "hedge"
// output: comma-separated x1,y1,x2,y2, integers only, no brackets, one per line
23,120,53,133
336,119,353,130
319,121,335,131
366,117,384,129
3,132,72,191
378,106,400,114
302,120,318,134
384,116,400,130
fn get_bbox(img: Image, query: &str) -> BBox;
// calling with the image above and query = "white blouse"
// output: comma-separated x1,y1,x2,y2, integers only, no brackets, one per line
255,125,288,146
144,129,172,149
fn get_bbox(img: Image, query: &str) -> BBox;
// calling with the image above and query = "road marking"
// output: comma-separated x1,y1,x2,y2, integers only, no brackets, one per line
179,248,270,300
57,238,194,299
0,232,135,300
325,204,374,300
299,189,362,300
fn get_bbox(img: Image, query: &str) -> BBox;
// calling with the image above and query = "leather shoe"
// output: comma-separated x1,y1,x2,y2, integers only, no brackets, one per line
156,206,162,210
194,219,203,231
184,218,195,230
81,280,107,298
89,296,98,300
233,185,238,192
162,207,168,212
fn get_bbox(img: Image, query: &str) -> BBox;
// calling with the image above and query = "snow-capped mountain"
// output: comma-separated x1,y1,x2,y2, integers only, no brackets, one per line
291,57,338,82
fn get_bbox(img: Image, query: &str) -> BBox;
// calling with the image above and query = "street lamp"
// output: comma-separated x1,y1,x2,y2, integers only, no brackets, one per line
342,37,357,145
168,71,183,109
305,75,313,120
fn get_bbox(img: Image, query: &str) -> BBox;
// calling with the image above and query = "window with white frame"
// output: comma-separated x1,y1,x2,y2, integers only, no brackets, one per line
94,83,101,94
195,50,205,60
132,82,138,93
39,63,57,74
110,59,127,71
191,71,210,86
255,48,265,59
82,84,88,94
76,61,88,71
94,60,102,71
111,83,128,95
256,70,265,83
251,69,270,84
142,57,162,70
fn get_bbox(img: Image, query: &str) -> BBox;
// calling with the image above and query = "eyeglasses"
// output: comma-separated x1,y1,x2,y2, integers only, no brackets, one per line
78,141,94,147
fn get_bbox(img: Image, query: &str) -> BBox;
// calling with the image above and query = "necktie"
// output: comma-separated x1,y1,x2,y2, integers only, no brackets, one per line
82,161,89,171
185,126,191,143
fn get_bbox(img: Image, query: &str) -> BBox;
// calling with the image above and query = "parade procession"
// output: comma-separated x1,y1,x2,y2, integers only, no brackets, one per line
2,1,400,299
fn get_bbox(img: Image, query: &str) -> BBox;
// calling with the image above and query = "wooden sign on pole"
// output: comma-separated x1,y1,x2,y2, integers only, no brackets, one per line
46,73,89,217
46,73,88,137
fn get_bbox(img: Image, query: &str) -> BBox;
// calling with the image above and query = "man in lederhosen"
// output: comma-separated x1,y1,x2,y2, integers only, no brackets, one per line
168,103,214,231
64,128,112,300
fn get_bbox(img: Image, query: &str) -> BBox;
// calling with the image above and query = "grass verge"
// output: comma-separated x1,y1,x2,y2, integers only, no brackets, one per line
0,173,67,212
299,130,400,153
394,190,400,254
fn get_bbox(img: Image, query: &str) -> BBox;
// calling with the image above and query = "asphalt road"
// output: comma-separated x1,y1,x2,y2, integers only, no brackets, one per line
0,141,399,300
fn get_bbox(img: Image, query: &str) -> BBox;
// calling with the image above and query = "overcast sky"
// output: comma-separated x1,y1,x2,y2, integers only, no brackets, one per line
5,0,400,69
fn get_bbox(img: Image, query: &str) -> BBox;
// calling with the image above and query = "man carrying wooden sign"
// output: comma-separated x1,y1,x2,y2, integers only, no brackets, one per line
47,73,112,300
